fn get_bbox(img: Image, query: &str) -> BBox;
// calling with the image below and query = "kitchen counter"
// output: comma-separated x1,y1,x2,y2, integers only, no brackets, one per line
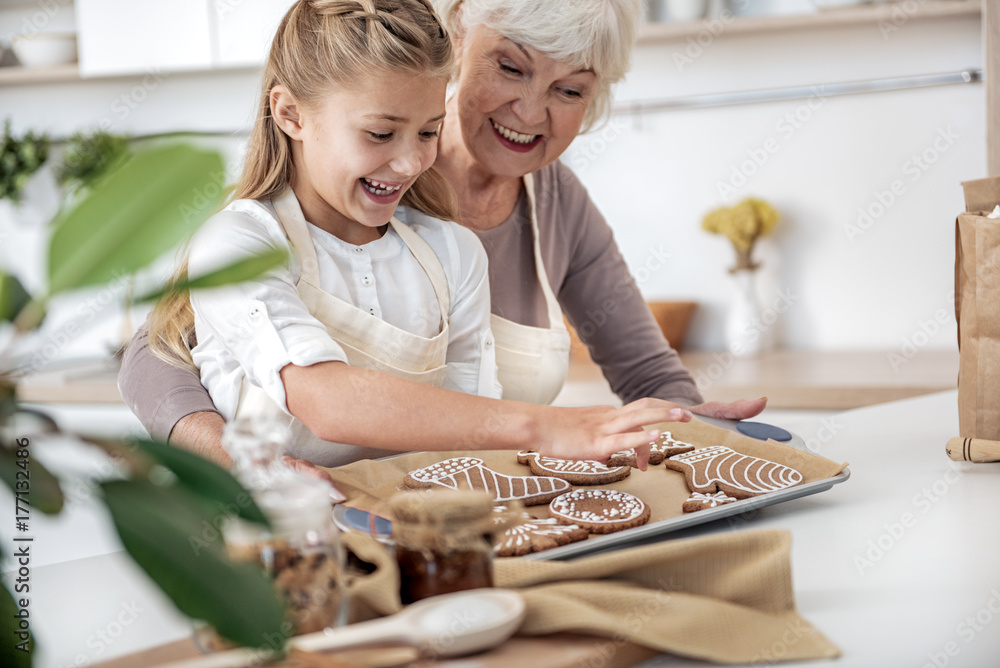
17,350,959,412
6,389,999,667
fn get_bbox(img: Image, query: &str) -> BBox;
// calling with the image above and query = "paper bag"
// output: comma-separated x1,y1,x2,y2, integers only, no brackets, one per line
955,177,1000,439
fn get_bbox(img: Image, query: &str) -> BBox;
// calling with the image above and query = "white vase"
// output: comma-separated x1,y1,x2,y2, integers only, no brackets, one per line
725,269,773,358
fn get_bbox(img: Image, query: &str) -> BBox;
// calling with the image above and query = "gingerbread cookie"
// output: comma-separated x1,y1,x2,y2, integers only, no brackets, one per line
516,451,631,485
608,430,697,468
664,446,803,500
548,489,650,535
404,457,569,506
491,507,589,557
682,491,738,513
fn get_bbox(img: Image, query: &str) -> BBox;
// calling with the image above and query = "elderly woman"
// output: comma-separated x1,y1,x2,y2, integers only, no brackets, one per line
119,0,763,468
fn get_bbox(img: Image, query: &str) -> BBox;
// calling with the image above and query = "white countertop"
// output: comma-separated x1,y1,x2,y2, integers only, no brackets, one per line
4,390,999,667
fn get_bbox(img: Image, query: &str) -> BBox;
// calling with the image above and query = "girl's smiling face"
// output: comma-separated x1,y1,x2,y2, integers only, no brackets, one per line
273,70,448,244
450,27,598,179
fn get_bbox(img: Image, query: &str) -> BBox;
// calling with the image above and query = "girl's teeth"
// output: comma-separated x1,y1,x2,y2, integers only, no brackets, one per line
362,178,401,196
492,120,537,144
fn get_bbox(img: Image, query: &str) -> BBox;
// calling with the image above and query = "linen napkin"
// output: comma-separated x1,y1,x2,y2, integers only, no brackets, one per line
341,528,840,664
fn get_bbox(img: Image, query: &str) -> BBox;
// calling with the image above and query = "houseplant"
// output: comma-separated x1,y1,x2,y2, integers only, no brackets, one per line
0,120,50,204
0,141,290,666
702,197,780,356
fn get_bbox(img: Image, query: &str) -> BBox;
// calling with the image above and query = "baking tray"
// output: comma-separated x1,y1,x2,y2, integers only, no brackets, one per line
332,417,851,561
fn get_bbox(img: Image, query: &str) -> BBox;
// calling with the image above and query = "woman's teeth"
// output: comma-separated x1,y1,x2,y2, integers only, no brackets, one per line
491,120,538,144
361,178,401,196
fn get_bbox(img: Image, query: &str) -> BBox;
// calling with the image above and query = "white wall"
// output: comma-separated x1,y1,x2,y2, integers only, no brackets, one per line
567,11,982,352
0,4,983,365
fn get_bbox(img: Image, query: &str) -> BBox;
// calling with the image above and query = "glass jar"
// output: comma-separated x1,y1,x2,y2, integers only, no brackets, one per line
390,491,495,605
218,416,345,640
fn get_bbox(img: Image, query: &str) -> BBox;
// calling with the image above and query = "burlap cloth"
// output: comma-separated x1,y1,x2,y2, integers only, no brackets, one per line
340,529,839,664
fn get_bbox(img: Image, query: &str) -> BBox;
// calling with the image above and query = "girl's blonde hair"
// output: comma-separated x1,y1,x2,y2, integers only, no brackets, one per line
149,0,455,369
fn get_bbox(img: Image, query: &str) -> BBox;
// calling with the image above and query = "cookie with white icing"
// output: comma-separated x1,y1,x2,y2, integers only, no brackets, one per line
516,451,631,485
682,491,738,513
403,457,570,506
664,446,803,500
548,489,650,535
492,507,589,557
609,431,696,468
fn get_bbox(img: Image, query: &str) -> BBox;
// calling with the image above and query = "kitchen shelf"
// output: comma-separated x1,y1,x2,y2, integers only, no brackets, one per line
637,0,980,43
560,349,959,410
0,62,80,85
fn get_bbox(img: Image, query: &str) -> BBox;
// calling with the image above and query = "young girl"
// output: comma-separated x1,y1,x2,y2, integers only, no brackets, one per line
147,0,688,469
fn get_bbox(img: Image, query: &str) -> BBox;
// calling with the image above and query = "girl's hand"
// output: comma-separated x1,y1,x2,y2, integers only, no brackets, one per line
690,397,767,421
280,455,347,502
533,398,692,471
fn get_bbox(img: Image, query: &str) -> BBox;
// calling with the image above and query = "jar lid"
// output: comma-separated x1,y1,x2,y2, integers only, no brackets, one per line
390,490,494,526
257,472,333,537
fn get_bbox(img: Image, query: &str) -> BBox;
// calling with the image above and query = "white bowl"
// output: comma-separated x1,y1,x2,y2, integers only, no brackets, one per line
10,32,77,68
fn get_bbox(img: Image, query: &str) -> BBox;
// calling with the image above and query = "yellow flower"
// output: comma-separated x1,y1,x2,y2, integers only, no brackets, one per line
701,198,780,260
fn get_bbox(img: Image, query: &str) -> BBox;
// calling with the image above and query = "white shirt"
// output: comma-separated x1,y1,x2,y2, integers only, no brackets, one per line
189,198,500,421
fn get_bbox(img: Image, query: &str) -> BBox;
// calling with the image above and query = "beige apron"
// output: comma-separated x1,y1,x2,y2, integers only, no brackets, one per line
491,173,571,405
235,190,456,467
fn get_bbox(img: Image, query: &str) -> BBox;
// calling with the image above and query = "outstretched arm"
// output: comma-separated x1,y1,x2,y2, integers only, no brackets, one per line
282,361,692,469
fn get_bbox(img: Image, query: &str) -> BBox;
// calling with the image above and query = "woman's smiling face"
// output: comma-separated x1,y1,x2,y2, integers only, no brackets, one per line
450,27,598,178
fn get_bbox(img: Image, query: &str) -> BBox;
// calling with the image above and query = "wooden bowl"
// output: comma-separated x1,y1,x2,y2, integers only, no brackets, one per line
566,301,698,361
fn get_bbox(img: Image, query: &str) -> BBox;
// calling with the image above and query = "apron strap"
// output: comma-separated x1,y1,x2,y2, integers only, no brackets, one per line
523,173,567,332
388,217,452,320
271,188,451,328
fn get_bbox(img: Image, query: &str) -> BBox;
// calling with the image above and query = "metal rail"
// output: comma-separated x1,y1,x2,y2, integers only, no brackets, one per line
612,69,983,114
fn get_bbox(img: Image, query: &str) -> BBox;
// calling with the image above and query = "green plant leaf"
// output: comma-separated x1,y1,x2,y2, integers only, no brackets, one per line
134,248,289,304
0,272,31,324
1,582,33,667
47,143,226,295
0,443,64,515
130,439,270,526
100,479,288,650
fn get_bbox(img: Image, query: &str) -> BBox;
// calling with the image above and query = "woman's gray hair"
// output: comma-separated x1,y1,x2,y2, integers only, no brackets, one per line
432,0,642,133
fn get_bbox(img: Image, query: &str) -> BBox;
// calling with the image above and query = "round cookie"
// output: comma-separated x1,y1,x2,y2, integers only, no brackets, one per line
548,489,651,535
517,451,631,485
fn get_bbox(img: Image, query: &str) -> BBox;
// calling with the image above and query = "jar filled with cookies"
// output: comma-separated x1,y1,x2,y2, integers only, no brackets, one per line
198,416,345,650
390,491,495,604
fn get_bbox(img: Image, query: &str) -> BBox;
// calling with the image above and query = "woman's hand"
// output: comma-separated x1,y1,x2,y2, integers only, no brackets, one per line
533,398,692,470
689,397,767,421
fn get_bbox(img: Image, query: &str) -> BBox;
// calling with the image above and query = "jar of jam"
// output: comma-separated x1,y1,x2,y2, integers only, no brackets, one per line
390,491,495,604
